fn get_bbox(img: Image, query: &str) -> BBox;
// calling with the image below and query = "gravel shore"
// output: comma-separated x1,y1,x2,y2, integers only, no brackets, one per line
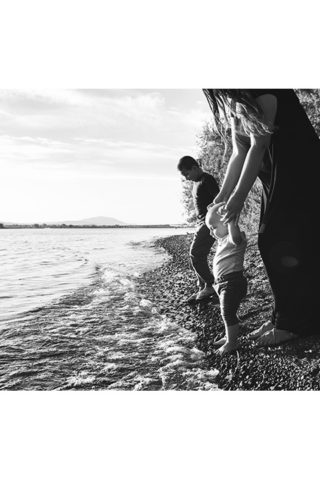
138,234,320,390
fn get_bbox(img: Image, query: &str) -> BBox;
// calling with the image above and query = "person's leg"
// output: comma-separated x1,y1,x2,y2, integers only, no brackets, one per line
186,230,205,302
189,223,215,290
254,327,298,346
256,133,320,340
189,233,204,291
247,320,273,339
216,276,247,354
258,210,305,335
256,205,319,343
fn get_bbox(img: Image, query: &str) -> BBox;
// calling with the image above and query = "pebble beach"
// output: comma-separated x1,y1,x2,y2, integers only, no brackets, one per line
141,234,320,390
1,232,320,391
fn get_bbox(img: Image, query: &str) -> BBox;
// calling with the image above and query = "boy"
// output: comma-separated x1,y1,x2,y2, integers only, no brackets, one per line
205,203,247,354
177,156,219,302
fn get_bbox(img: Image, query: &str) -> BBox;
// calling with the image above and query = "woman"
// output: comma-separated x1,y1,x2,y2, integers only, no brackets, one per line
203,89,319,345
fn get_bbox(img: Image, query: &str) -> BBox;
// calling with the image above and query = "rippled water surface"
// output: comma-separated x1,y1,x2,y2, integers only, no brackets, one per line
0,228,219,390
1,228,178,322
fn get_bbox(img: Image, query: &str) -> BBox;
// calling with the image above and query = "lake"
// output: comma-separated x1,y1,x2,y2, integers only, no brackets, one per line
0,228,219,390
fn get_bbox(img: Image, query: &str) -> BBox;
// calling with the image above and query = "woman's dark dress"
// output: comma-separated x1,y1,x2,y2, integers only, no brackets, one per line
240,89,319,335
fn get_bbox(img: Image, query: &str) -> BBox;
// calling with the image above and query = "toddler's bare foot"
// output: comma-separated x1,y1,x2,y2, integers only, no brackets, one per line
216,341,238,355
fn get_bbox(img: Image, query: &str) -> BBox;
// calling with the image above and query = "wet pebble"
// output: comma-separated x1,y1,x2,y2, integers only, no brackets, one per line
137,234,320,391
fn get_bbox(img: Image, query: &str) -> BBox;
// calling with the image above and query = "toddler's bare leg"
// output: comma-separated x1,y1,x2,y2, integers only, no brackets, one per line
216,324,239,354
215,284,242,354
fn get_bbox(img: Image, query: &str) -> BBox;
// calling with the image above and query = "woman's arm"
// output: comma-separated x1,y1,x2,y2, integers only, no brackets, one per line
213,117,249,205
221,94,277,223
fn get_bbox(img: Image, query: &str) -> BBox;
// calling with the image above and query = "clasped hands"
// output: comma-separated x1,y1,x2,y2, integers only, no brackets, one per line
207,195,244,224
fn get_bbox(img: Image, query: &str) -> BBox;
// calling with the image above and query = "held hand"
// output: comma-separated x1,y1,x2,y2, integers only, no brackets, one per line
207,201,225,212
207,193,227,211
220,195,244,224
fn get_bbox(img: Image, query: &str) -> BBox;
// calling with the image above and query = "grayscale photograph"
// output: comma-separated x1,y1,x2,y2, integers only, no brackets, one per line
1,89,319,391
1,1,320,478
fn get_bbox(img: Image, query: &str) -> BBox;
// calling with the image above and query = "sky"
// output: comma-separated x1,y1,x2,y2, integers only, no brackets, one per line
0,89,212,225
2,2,319,476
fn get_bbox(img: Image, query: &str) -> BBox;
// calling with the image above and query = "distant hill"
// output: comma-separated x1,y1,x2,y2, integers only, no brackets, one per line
53,216,126,226
2,216,126,226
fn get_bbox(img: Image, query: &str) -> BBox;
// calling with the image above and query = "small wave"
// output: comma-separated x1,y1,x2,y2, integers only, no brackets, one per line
0,273,220,390
0,229,218,390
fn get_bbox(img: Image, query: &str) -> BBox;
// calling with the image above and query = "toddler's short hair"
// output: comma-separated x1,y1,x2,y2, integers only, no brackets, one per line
205,203,223,228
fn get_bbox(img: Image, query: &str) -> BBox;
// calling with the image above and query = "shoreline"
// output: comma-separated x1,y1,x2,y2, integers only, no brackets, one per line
138,234,320,390
1,231,319,391
0,231,218,391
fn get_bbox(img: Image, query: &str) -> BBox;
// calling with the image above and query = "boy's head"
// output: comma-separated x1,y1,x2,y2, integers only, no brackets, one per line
177,156,202,181
205,203,227,237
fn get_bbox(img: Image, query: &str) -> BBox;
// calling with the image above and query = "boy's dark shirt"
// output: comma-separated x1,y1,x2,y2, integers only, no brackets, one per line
192,172,219,224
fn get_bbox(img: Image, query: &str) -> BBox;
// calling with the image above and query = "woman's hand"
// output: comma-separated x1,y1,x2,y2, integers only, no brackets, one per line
207,192,227,210
220,194,245,224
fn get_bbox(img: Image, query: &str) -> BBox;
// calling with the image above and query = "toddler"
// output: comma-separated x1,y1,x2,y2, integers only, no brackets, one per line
205,203,247,354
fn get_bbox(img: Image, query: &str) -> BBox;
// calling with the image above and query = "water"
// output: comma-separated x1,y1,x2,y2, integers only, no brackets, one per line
0,228,219,390
0,228,176,322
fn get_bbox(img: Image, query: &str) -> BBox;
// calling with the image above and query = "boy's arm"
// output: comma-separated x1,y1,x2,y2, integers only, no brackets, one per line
228,218,243,245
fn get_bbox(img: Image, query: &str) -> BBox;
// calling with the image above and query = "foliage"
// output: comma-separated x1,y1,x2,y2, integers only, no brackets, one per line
295,89,320,136
180,179,197,224
181,121,261,233
181,89,320,233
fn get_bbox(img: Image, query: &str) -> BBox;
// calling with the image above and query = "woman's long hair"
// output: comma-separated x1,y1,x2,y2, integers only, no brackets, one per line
203,89,273,142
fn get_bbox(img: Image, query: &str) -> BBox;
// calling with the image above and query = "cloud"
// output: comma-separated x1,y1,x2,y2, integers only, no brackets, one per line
0,90,174,147
0,89,93,109
0,89,209,138
0,89,164,120
0,134,191,179
0,89,209,182
0,135,72,164
0,89,208,224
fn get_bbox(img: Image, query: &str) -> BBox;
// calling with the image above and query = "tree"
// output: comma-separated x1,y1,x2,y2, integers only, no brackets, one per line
181,89,320,232
295,89,320,136
180,178,196,224
181,121,262,232
180,123,228,224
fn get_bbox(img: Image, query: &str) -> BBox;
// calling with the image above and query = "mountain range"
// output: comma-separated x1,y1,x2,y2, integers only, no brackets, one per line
2,216,126,226
53,216,126,226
